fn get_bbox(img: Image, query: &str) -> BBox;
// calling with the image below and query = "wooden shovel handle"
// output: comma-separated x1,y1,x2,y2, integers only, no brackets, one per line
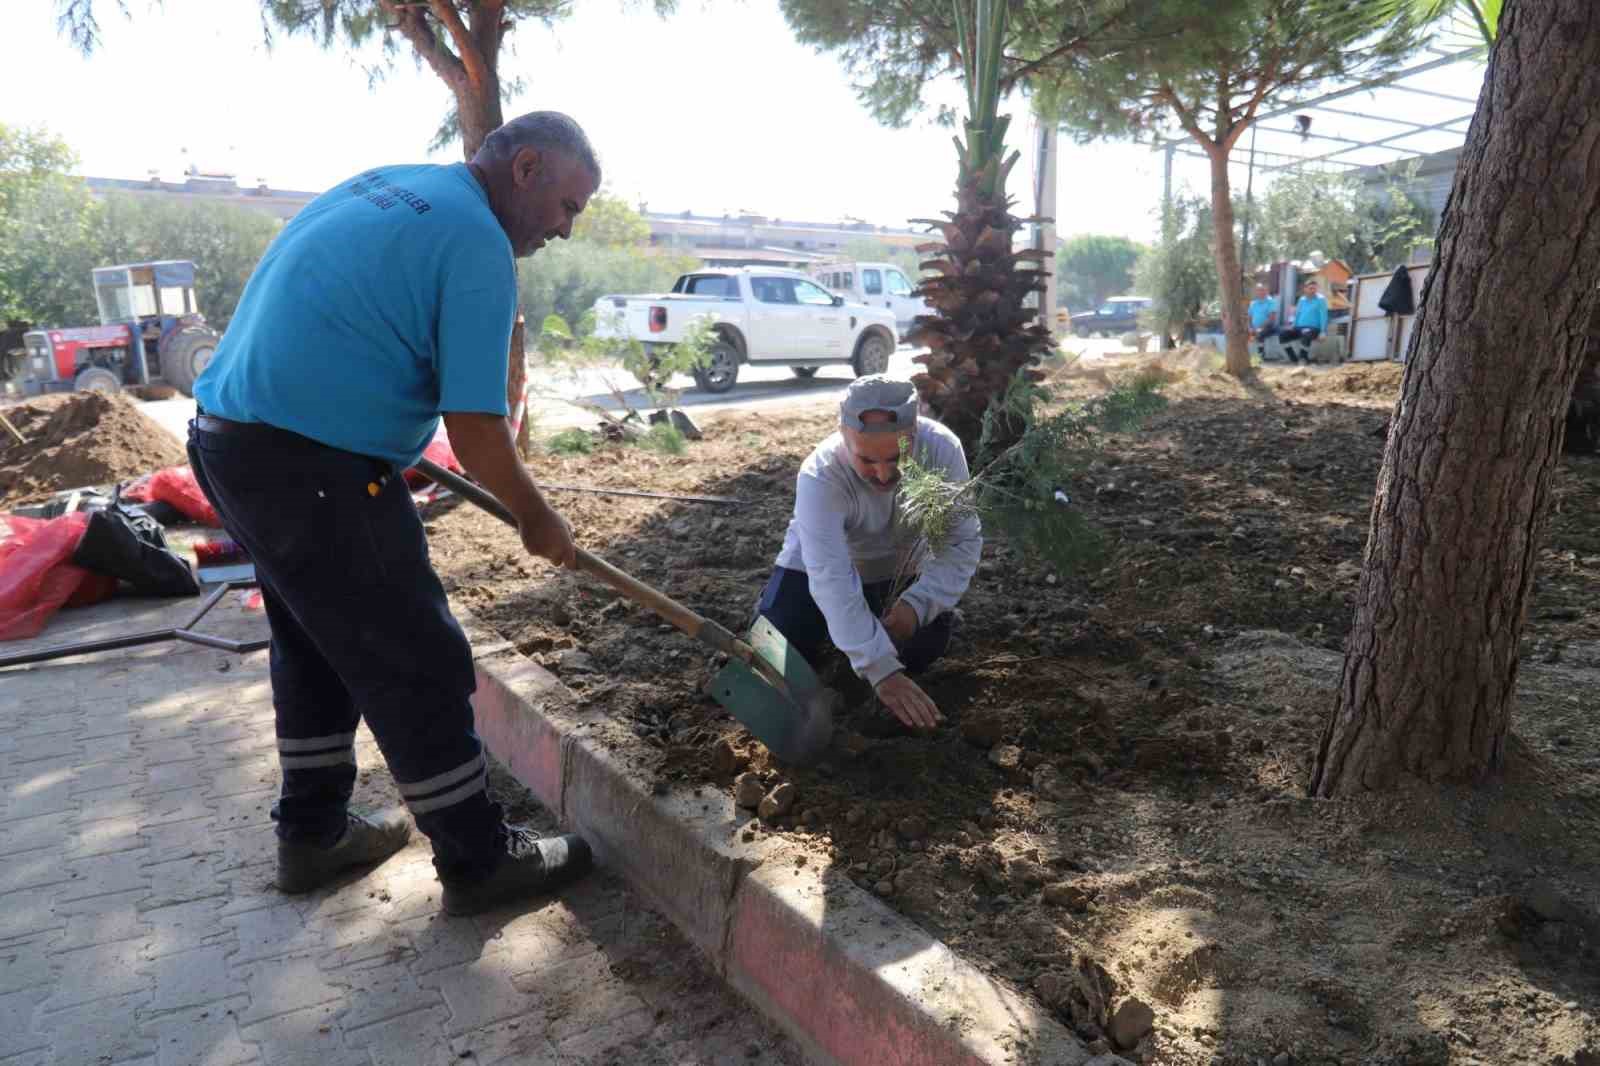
413,457,742,659
573,548,735,654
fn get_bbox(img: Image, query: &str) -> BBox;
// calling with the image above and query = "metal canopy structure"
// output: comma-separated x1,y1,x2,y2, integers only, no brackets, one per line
1159,44,1485,176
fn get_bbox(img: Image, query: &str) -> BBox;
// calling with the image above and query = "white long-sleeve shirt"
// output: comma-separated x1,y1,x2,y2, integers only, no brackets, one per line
774,418,982,685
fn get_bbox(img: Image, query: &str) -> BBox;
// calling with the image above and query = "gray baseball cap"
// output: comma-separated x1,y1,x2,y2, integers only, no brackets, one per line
840,375,917,433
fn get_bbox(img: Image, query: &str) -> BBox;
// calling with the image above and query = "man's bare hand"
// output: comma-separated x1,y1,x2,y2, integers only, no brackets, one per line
518,502,576,569
875,671,942,731
882,600,918,647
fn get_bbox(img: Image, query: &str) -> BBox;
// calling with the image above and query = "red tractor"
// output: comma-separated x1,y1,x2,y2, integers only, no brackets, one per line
12,260,219,398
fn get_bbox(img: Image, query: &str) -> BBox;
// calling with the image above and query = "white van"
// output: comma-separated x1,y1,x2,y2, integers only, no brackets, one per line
812,261,927,340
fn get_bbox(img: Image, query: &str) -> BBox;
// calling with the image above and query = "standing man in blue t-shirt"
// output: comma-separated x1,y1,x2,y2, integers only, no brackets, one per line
189,112,597,916
1278,279,1330,365
1247,283,1279,362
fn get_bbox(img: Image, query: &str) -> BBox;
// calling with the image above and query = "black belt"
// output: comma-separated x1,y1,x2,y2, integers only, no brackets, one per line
193,414,275,437
192,412,396,487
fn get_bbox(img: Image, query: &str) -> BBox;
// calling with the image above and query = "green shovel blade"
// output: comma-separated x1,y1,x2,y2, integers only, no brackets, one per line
709,617,832,765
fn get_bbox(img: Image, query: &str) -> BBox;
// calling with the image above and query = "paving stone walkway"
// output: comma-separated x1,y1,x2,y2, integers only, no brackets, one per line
0,593,802,1066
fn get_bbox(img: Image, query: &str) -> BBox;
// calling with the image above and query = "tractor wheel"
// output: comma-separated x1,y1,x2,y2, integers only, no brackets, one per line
161,328,218,397
75,366,122,395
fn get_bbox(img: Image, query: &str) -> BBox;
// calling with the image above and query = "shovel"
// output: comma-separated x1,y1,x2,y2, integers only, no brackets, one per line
414,457,836,765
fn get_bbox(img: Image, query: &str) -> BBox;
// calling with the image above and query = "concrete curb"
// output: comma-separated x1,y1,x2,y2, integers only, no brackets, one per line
467,632,1125,1066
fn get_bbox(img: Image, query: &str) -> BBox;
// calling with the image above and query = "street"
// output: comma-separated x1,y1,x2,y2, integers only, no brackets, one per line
138,338,1128,444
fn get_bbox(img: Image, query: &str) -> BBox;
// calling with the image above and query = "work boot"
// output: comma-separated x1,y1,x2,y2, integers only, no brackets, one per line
440,825,594,916
277,809,412,894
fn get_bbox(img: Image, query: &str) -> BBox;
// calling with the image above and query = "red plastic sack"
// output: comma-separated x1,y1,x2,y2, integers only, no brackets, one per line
121,472,154,502
0,513,116,641
403,434,463,489
148,466,221,527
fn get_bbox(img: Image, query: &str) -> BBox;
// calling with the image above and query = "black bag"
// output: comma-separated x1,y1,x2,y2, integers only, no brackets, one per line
71,503,200,598
1377,265,1415,316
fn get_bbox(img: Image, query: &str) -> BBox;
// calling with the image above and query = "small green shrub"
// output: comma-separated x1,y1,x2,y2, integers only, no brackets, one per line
547,428,596,455
636,422,686,455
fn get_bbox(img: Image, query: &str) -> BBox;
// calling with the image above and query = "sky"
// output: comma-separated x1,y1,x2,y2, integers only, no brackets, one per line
3,0,1488,242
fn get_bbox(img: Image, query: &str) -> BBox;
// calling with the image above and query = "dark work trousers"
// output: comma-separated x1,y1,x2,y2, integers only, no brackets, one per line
756,566,953,676
1278,325,1321,347
188,418,503,880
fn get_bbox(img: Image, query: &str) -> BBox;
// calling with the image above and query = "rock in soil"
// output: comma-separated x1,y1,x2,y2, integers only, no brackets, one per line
1110,997,1156,1051
758,781,797,820
896,816,929,841
711,737,749,777
961,710,1007,749
1043,882,1093,911
1009,860,1051,890
988,744,1023,772
557,649,596,674
733,772,764,810
1032,764,1071,799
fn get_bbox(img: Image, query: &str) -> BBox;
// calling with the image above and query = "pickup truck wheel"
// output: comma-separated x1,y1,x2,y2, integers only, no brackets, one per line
852,334,892,377
693,341,739,394
791,366,819,379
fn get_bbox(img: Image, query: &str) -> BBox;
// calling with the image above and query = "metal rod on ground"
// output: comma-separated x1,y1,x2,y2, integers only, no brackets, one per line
0,581,265,670
0,409,24,445
530,482,742,506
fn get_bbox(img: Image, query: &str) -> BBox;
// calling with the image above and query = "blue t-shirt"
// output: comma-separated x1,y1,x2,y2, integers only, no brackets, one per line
1293,294,1329,332
195,163,515,468
1248,296,1277,329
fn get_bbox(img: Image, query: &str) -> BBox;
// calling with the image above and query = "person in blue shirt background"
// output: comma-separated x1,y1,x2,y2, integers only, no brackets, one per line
1247,283,1279,362
188,112,598,916
1278,279,1330,365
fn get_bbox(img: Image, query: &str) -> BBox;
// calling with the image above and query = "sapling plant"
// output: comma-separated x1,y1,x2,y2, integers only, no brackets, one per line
890,368,1167,599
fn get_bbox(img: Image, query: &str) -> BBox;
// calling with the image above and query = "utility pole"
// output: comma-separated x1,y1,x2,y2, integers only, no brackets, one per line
1034,116,1059,337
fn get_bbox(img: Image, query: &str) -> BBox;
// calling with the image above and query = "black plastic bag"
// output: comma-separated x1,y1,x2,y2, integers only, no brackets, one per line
71,503,200,598
1377,265,1415,316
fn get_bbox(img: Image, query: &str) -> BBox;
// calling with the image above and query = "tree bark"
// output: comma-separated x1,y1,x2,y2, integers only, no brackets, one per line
1311,0,1600,797
1207,148,1248,376
446,4,522,456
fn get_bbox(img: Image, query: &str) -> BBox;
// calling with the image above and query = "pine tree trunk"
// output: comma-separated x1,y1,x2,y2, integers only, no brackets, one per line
1310,0,1600,797
454,68,527,457
1207,149,1249,376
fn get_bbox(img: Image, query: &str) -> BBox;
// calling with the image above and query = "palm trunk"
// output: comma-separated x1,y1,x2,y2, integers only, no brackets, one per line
1208,149,1249,376
1310,0,1600,795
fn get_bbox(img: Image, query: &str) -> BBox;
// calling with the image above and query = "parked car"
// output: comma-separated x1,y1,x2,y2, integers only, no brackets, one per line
812,261,928,339
1070,296,1152,338
590,269,899,394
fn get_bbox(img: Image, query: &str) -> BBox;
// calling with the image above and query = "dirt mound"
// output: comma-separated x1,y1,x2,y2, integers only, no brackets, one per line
0,393,186,504
1265,360,1405,405
427,391,1600,1065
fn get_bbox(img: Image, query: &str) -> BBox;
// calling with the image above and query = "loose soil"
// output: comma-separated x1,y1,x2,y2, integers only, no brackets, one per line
428,356,1600,1066
0,392,187,504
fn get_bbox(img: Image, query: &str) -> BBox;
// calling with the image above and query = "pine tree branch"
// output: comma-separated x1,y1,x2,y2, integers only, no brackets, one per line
426,0,493,92
1159,83,1218,156
379,0,467,89
470,0,507,62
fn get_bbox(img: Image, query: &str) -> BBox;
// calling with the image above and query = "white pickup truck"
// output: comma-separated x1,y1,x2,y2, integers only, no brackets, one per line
590,268,899,394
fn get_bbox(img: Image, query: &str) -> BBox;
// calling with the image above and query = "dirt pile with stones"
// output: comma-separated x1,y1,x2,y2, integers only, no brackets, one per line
0,393,187,505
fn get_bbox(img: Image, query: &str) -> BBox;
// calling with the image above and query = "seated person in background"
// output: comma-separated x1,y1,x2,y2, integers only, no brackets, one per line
1248,284,1279,361
1278,279,1329,365
756,376,981,732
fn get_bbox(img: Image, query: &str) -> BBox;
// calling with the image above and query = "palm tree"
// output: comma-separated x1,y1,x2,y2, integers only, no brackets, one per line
908,0,1056,456
1375,0,1500,44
